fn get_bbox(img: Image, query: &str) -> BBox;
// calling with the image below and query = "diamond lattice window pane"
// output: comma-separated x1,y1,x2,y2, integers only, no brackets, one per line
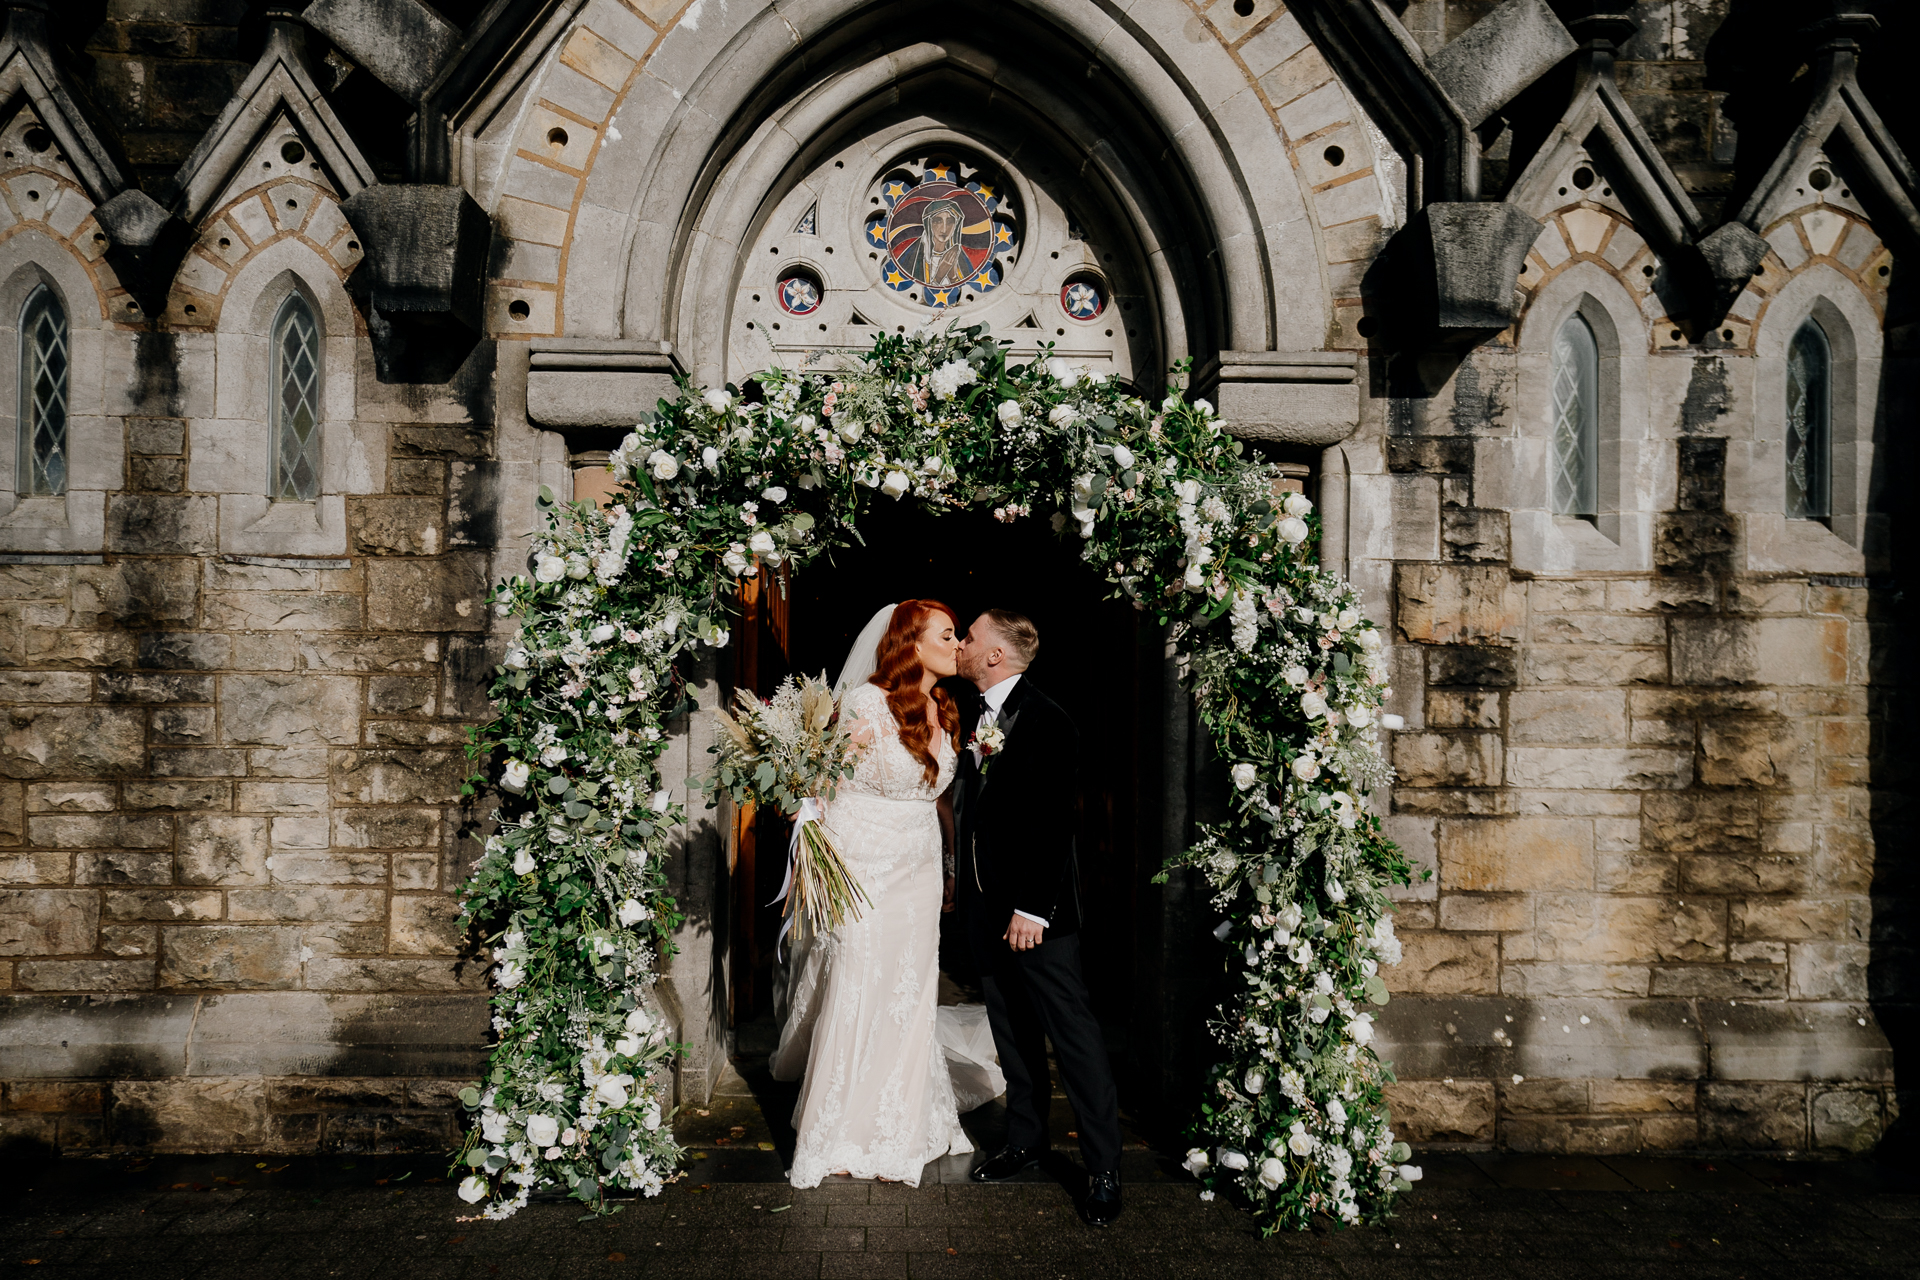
16,286,67,497
1786,318,1830,520
1549,314,1598,517
271,294,322,502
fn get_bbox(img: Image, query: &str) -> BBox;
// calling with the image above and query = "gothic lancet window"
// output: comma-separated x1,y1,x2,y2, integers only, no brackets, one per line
16,285,67,496
270,292,321,501
1549,312,1598,518
1785,316,1831,520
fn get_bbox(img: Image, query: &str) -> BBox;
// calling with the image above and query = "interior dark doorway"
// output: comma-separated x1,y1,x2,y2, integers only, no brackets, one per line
722,499,1169,1115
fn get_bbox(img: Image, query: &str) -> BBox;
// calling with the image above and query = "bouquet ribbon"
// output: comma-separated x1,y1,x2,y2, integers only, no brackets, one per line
770,796,822,960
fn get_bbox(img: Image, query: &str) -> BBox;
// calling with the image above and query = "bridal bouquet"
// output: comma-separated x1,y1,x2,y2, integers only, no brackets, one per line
704,675,870,944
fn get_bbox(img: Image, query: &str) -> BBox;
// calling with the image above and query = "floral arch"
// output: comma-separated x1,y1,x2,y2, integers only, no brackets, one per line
454,325,1418,1233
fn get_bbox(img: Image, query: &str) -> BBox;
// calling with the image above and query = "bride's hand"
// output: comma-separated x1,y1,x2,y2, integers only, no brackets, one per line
942,874,955,913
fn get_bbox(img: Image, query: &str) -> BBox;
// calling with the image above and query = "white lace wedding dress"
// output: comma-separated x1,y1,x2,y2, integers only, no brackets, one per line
770,681,974,1187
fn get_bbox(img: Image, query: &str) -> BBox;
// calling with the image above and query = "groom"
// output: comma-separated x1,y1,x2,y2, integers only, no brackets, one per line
952,609,1122,1226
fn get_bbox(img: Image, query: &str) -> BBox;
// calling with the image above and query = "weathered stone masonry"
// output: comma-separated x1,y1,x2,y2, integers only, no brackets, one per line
0,0,1913,1157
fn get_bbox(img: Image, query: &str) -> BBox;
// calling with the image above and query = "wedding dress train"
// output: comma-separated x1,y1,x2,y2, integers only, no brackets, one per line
770,681,979,1187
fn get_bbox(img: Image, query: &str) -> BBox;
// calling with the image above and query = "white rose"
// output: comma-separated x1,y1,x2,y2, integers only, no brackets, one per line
1230,762,1257,791
1048,403,1077,427
589,623,616,644
1243,1069,1265,1095
613,1034,641,1057
838,419,864,443
1288,940,1312,966
722,544,750,576
525,1114,559,1147
595,1077,629,1109
701,446,719,470
763,486,787,503
702,388,732,412
618,898,647,927
540,742,567,767
481,1110,509,1143
1193,397,1215,416
1046,357,1080,387
564,553,590,580
1175,478,1201,505
1111,444,1135,470
1350,1013,1375,1045
1183,563,1205,589
1281,492,1312,518
651,789,673,814
504,646,530,670
458,1175,489,1204
496,959,526,988
1326,1099,1348,1127
1282,664,1309,687
647,450,680,481
1258,1156,1285,1190
534,553,566,583
881,470,911,499
1345,703,1374,728
511,846,536,876
1182,1148,1210,1174
1276,516,1309,544
748,529,776,556
625,1007,652,1034
1216,1148,1249,1171
642,1101,662,1131
1291,755,1320,781
1300,691,1328,720
1357,628,1383,652
996,399,1022,426
501,759,531,793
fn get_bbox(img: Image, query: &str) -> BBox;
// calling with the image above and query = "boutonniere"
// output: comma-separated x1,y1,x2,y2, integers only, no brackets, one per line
969,722,1008,770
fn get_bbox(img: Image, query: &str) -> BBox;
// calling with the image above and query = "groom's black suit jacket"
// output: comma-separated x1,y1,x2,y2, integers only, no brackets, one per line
953,677,1082,940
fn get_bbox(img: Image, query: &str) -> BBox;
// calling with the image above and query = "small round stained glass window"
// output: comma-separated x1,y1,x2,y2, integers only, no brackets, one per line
1061,272,1105,321
777,267,823,316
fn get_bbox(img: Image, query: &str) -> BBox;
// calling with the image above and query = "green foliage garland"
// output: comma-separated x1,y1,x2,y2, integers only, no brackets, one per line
455,325,1418,1231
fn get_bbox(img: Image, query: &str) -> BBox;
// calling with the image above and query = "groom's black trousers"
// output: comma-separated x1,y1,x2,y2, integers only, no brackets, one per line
975,931,1122,1176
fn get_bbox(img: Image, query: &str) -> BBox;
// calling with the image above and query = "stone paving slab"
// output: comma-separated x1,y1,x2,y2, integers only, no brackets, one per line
1,1150,1917,1279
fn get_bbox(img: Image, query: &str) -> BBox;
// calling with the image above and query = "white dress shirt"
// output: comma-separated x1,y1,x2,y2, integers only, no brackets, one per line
971,675,1047,929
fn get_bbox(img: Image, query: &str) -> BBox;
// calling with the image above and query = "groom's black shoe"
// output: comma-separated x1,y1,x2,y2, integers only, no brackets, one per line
969,1145,1040,1182
1078,1170,1122,1226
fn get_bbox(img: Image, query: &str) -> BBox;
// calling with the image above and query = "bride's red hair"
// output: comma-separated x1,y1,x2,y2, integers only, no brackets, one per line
870,599,961,786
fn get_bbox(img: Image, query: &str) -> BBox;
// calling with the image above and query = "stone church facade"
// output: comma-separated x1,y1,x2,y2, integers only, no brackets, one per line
0,0,1911,1157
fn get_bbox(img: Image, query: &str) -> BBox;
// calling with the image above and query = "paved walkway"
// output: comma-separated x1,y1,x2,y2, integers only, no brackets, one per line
2,1145,1917,1279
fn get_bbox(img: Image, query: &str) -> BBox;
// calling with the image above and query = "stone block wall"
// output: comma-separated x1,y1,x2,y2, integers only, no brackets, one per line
0,344,516,1152
1362,372,1898,1154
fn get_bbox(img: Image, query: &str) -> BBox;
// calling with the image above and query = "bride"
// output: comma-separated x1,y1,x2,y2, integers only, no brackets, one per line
770,599,976,1186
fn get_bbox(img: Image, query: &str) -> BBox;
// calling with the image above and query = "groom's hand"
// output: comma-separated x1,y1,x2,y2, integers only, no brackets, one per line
1004,914,1044,952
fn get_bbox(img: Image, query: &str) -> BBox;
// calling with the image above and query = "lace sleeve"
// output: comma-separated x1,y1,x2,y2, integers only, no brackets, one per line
839,682,890,750
839,683,916,797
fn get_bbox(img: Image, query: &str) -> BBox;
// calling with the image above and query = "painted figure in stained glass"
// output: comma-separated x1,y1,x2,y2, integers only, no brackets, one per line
880,163,1012,307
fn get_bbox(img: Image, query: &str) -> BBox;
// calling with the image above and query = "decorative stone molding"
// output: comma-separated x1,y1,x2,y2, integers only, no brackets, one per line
1196,350,1360,446
1732,9,1919,257
302,0,461,105
525,338,681,430
339,184,491,382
